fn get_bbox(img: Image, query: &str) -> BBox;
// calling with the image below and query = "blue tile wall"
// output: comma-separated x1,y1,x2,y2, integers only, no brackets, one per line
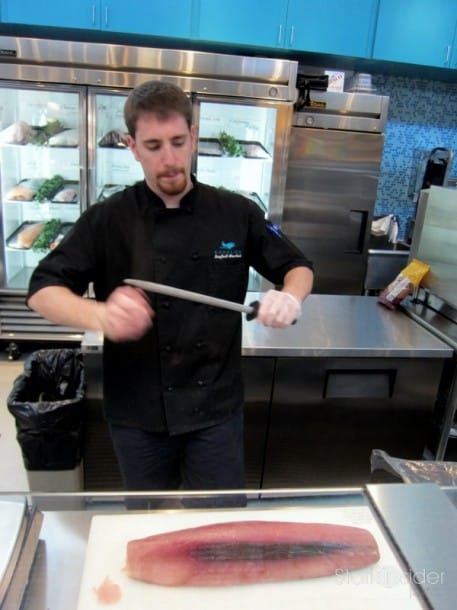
372,74,457,240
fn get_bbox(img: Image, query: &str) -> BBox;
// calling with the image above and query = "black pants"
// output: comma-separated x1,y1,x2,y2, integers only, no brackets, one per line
109,409,246,508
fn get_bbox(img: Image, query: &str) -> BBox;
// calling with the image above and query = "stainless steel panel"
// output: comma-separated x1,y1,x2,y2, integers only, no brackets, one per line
403,297,457,461
0,36,298,101
366,483,457,610
410,186,457,309
241,357,274,488
293,91,389,133
262,356,445,488
365,249,409,292
0,294,83,341
281,128,386,295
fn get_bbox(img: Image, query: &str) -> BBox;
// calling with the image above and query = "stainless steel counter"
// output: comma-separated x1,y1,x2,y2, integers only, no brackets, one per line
242,295,452,358
81,295,452,359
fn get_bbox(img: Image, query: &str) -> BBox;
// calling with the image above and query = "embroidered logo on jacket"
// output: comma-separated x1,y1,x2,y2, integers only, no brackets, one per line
214,240,242,260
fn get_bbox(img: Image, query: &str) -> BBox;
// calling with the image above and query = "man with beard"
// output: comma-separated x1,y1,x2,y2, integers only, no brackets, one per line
27,81,314,505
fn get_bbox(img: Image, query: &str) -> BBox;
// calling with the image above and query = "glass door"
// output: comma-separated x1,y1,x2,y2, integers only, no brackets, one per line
194,99,278,216
0,82,86,291
88,89,143,206
193,97,290,290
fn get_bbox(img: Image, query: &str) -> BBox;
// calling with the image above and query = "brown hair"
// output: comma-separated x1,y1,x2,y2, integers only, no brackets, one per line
124,80,192,136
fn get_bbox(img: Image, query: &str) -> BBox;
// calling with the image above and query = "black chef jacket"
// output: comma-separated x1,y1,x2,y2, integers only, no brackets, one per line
28,179,312,435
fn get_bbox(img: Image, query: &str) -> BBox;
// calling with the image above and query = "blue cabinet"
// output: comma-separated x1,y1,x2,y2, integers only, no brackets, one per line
373,0,457,68
285,0,378,57
196,0,377,58
104,1,193,38
196,0,287,48
0,0,98,29
0,0,193,38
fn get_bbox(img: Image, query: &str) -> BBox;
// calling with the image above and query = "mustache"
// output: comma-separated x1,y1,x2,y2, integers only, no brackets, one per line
157,167,185,178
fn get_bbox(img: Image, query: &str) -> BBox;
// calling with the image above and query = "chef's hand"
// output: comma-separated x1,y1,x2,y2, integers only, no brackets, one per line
97,286,154,342
257,289,302,328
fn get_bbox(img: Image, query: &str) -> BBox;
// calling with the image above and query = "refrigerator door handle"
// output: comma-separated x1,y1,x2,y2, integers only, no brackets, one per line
344,210,369,254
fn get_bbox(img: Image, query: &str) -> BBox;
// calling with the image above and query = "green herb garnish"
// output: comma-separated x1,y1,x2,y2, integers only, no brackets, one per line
34,175,65,202
30,120,66,145
32,219,62,252
219,131,244,157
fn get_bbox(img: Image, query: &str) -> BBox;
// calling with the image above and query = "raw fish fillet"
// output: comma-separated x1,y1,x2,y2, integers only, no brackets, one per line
11,222,45,249
0,121,33,144
53,188,78,202
126,520,380,587
98,129,129,147
5,185,36,201
48,128,79,147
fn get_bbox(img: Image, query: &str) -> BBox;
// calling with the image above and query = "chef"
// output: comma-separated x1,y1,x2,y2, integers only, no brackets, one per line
27,80,314,505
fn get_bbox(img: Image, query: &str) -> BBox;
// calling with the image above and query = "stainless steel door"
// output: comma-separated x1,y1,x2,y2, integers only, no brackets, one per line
282,127,384,295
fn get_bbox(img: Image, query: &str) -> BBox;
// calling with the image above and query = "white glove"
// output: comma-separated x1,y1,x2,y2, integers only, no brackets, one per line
257,289,302,328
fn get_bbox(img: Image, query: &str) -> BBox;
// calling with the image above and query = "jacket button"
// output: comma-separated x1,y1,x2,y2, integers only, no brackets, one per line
166,386,174,392
163,344,172,352
197,380,205,387
160,255,167,263
191,251,200,260
161,300,170,309
195,341,205,349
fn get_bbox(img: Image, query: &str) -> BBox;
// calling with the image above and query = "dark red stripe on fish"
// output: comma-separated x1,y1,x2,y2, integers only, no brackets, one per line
192,541,356,561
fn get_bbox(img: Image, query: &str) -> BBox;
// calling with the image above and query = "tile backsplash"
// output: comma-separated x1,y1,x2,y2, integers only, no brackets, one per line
372,74,457,241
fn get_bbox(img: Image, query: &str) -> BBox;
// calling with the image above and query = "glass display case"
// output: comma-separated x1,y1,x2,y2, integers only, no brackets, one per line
0,83,85,291
0,35,297,340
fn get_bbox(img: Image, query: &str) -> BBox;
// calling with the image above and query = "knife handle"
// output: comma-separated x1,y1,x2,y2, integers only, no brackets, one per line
246,300,297,324
246,301,259,321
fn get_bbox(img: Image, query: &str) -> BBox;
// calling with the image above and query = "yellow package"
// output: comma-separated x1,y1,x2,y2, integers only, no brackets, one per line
378,258,430,310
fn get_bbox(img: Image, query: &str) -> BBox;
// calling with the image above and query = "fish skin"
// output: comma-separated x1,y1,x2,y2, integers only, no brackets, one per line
126,520,380,587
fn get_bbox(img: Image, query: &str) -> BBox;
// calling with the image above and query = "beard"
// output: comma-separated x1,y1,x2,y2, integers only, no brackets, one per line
156,168,188,196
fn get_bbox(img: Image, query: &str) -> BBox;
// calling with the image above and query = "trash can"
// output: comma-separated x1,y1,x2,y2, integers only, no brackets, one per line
7,348,85,498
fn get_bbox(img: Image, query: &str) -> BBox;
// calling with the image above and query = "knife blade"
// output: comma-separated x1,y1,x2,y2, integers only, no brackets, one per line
124,278,259,320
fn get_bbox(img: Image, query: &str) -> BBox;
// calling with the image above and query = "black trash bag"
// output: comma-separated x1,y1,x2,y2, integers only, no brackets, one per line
7,349,85,471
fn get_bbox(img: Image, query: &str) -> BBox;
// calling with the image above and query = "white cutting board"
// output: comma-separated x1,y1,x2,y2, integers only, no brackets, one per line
0,498,26,586
76,505,425,610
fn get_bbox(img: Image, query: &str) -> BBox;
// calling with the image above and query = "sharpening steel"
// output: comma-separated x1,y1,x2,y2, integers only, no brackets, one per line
124,278,259,320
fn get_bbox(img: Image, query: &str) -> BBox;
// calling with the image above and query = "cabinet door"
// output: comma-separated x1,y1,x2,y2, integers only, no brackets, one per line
286,0,378,57
103,0,193,38
451,42,457,70
196,0,288,48
0,0,99,29
373,0,457,67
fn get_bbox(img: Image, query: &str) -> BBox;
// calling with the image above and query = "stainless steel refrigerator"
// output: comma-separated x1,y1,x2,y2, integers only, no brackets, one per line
0,36,297,343
282,90,389,295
